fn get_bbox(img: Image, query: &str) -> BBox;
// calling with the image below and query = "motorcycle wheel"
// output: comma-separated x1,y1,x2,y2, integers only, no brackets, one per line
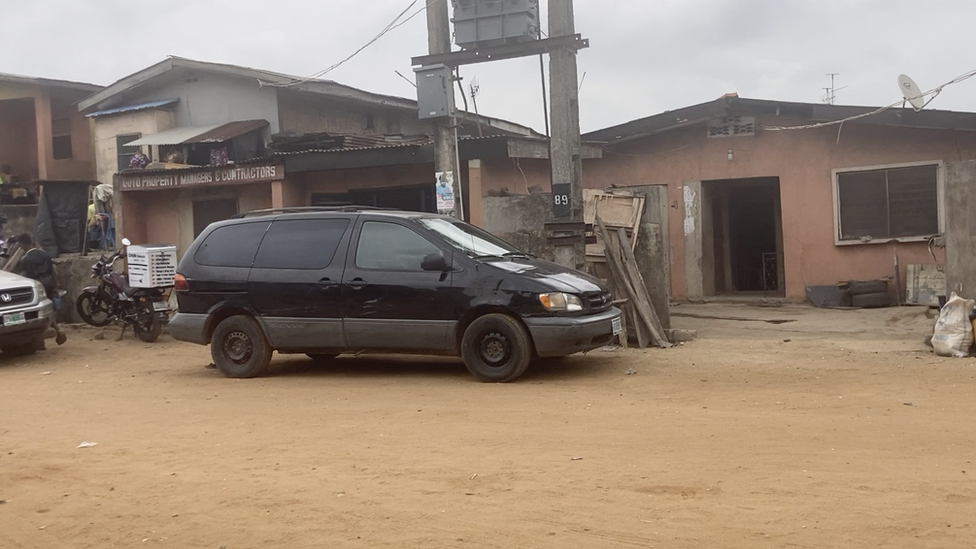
76,290,112,327
133,304,162,343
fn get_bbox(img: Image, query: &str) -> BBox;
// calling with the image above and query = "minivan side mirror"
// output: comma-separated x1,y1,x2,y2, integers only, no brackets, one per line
421,253,452,272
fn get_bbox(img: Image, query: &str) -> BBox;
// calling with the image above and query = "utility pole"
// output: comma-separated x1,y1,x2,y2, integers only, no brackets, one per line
548,0,585,269
426,0,463,220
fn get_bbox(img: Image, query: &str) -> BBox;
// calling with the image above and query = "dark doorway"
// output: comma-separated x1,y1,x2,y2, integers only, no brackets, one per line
703,177,783,295
193,198,238,237
311,184,435,213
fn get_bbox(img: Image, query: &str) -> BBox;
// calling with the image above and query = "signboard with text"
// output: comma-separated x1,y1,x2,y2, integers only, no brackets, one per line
116,165,283,192
552,183,571,218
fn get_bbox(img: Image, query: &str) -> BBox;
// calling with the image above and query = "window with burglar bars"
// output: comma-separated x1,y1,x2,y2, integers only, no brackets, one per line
835,164,940,243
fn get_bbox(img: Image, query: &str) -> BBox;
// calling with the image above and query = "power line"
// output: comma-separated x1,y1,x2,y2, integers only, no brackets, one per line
260,0,431,88
765,68,976,131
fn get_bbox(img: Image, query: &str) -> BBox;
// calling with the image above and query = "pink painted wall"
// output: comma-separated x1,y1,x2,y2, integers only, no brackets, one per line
480,157,552,197
0,99,39,181
584,120,976,300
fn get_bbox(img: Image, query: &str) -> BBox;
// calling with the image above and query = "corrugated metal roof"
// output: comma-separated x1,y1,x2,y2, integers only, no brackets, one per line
86,99,179,118
271,140,432,156
0,72,102,93
127,120,268,146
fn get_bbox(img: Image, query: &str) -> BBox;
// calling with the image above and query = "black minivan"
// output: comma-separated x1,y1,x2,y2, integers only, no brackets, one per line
170,207,622,383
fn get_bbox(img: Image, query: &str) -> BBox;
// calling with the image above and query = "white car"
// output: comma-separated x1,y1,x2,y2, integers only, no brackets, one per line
0,270,55,356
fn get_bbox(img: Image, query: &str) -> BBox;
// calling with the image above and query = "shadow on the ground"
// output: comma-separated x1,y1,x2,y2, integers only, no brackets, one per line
184,352,620,383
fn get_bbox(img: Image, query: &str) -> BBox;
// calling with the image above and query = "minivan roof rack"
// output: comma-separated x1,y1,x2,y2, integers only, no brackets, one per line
232,205,398,218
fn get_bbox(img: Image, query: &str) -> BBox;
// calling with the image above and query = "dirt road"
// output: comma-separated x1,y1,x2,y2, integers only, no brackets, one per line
1,304,975,548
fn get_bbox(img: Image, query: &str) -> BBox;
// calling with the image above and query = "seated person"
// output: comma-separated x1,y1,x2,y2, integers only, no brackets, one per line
129,150,150,169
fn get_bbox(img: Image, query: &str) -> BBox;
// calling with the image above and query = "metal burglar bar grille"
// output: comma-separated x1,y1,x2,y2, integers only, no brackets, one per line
837,165,939,241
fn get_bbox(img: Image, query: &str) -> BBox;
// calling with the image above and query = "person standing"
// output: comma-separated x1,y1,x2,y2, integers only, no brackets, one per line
16,234,67,345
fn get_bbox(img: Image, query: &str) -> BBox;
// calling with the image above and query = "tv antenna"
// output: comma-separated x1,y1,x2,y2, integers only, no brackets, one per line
823,73,847,104
469,76,483,137
898,74,927,111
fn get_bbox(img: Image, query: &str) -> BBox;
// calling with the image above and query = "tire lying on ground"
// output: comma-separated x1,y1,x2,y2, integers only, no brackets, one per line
852,291,891,309
847,280,889,296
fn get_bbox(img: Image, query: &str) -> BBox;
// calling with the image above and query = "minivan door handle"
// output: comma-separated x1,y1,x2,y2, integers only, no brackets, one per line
317,277,336,288
347,278,368,290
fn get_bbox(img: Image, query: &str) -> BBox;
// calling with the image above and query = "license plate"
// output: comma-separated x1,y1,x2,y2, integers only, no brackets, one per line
152,301,171,311
612,317,623,335
3,312,26,327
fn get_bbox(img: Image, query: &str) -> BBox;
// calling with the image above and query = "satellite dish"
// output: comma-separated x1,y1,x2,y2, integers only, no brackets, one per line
898,74,925,111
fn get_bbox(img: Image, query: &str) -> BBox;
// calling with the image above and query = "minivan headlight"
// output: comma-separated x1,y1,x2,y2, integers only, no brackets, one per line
539,292,583,312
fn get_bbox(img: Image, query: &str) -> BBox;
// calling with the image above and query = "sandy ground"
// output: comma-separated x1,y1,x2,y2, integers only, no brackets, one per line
1,303,975,548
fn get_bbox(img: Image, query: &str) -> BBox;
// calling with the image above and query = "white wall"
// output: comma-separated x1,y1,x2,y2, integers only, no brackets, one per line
137,73,281,133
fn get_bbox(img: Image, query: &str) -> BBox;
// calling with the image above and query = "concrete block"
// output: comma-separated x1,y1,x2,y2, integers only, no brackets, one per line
666,329,697,343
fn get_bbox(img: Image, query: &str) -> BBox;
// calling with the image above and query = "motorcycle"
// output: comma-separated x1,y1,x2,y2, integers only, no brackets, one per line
76,238,169,342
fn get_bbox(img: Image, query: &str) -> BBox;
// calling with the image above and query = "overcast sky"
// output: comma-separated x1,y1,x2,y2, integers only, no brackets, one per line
1,0,973,133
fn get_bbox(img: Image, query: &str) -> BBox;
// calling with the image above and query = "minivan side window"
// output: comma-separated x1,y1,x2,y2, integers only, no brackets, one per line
356,221,441,271
194,222,270,268
253,219,350,270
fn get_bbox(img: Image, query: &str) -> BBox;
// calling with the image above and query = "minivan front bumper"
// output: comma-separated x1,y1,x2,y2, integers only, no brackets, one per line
524,307,622,358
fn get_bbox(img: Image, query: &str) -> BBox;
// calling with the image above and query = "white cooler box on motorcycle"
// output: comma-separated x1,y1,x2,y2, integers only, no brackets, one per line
127,244,178,289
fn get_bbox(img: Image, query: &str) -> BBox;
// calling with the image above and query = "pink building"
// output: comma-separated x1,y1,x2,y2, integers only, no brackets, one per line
583,95,976,301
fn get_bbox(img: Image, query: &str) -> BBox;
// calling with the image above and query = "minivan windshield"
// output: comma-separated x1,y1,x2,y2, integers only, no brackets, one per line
419,218,532,259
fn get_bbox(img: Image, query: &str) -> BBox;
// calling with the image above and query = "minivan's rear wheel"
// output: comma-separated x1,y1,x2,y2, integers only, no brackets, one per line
461,314,532,383
211,315,272,378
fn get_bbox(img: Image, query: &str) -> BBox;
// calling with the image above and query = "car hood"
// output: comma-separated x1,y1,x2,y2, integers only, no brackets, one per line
0,269,36,288
482,257,605,294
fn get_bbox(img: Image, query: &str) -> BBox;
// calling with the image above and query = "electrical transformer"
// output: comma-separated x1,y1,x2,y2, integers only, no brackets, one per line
452,0,540,50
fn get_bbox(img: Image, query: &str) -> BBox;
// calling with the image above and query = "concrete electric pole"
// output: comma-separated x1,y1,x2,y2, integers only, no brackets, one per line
426,0,463,220
548,0,585,269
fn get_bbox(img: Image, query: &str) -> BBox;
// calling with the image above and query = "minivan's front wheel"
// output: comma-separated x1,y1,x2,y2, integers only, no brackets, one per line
211,315,272,378
461,314,532,383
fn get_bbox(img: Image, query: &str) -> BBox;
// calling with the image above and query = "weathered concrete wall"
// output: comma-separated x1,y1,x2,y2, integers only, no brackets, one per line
53,255,100,324
277,90,428,136
586,121,976,300
137,73,280,133
483,194,555,260
296,163,435,197
45,94,95,181
1,83,96,183
481,157,552,197
0,205,37,240
945,161,976,297
93,109,175,187
0,98,40,181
